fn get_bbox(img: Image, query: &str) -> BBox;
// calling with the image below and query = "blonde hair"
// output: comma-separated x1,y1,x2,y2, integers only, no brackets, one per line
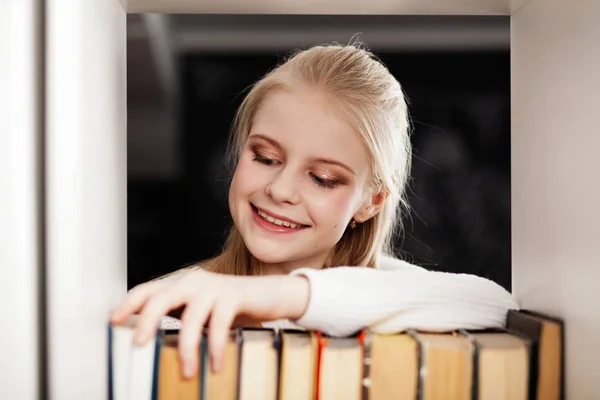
209,43,412,275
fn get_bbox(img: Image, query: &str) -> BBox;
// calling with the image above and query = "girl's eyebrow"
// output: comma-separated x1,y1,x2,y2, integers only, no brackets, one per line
248,133,282,150
248,133,355,176
312,158,356,176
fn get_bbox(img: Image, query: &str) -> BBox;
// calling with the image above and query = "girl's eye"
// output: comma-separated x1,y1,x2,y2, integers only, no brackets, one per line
253,155,279,166
310,173,339,189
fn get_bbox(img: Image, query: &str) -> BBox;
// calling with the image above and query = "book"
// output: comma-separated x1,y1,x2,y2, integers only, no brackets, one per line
463,329,530,399
364,332,419,399
238,328,278,400
109,315,161,400
108,311,564,400
279,330,318,400
157,334,199,400
507,309,564,400
200,329,240,400
409,330,473,400
316,331,364,400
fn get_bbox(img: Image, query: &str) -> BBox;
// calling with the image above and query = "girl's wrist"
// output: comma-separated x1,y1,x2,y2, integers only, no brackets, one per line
238,275,310,321
282,275,310,320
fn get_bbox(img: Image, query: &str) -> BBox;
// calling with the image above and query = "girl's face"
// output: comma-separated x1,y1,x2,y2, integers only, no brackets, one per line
228,88,378,272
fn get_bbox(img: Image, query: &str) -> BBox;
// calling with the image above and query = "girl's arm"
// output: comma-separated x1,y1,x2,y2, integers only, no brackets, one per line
290,265,519,337
112,258,518,376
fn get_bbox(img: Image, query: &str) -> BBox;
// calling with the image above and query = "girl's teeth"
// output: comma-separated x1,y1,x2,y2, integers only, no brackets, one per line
257,210,300,229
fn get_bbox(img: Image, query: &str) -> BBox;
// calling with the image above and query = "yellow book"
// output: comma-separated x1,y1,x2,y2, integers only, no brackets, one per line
365,332,419,399
279,330,318,400
410,331,473,400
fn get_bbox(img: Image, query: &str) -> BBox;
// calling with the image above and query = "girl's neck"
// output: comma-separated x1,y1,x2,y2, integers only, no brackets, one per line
255,251,330,276
263,260,324,275
213,243,329,276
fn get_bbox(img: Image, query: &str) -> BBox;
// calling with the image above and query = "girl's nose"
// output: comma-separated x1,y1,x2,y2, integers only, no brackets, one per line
264,168,300,205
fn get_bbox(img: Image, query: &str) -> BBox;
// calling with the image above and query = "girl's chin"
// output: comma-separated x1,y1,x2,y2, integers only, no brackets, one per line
247,247,293,265
246,244,316,268
243,234,330,268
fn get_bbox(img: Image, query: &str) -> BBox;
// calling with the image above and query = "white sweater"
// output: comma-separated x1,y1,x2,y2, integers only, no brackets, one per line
161,255,519,336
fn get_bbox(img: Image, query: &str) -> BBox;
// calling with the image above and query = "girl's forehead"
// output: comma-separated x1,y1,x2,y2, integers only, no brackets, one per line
252,90,356,145
252,97,365,156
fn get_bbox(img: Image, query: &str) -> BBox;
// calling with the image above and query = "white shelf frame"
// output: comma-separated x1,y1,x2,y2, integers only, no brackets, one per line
2,0,598,398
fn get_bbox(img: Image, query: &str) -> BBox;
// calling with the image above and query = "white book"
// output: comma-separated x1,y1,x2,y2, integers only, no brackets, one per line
110,316,160,400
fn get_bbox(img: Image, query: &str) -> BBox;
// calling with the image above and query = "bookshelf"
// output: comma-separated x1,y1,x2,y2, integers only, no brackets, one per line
511,0,600,395
1,0,598,398
0,2,42,399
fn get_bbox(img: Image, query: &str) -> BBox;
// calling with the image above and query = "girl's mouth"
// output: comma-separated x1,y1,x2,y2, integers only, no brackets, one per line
250,204,309,233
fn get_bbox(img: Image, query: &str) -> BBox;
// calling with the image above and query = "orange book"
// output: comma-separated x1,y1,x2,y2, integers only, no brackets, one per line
507,310,564,400
158,334,199,400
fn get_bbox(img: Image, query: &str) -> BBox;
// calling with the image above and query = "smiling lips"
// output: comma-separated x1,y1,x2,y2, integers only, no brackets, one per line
251,204,308,233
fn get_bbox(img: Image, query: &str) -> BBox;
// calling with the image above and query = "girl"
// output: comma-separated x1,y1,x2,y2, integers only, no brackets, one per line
111,43,519,378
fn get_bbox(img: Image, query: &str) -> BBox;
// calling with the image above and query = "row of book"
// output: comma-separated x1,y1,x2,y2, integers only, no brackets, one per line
109,309,563,400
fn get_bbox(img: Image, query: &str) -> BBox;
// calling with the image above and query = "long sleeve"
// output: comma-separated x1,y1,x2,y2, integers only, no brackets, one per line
289,258,519,337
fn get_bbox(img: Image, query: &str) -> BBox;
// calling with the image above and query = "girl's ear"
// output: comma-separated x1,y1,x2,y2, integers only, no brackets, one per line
353,187,389,223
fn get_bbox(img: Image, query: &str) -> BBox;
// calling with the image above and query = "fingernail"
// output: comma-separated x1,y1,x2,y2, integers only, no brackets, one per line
134,332,147,346
183,360,194,378
211,354,221,373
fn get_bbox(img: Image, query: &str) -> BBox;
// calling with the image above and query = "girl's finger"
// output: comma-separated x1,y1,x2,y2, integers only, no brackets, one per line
110,282,161,323
178,296,214,379
134,290,187,346
208,301,236,373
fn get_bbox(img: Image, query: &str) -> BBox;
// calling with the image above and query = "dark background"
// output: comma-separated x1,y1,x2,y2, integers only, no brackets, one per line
127,16,511,291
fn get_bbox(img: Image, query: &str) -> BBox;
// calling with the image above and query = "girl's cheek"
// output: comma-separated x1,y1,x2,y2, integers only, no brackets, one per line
309,189,356,219
233,158,257,184
234,159,275,197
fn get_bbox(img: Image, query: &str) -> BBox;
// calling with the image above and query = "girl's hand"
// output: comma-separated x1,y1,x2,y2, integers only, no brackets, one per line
110,268,309,378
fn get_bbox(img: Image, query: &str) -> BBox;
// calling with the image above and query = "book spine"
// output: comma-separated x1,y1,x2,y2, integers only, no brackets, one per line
507,310,542,400
235,328,243,400
457,329,479,400
406,329,423,400
200,331,208,400
359,330,372,400
520,310,565,400
150,329,163,400
310,332,318,400
314,331,327,400
273,331,282,400
107,324,113,400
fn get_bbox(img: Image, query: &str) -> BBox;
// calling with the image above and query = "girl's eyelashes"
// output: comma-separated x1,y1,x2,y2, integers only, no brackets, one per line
253,155,278,166
309,172,342,189
251,146,281,166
